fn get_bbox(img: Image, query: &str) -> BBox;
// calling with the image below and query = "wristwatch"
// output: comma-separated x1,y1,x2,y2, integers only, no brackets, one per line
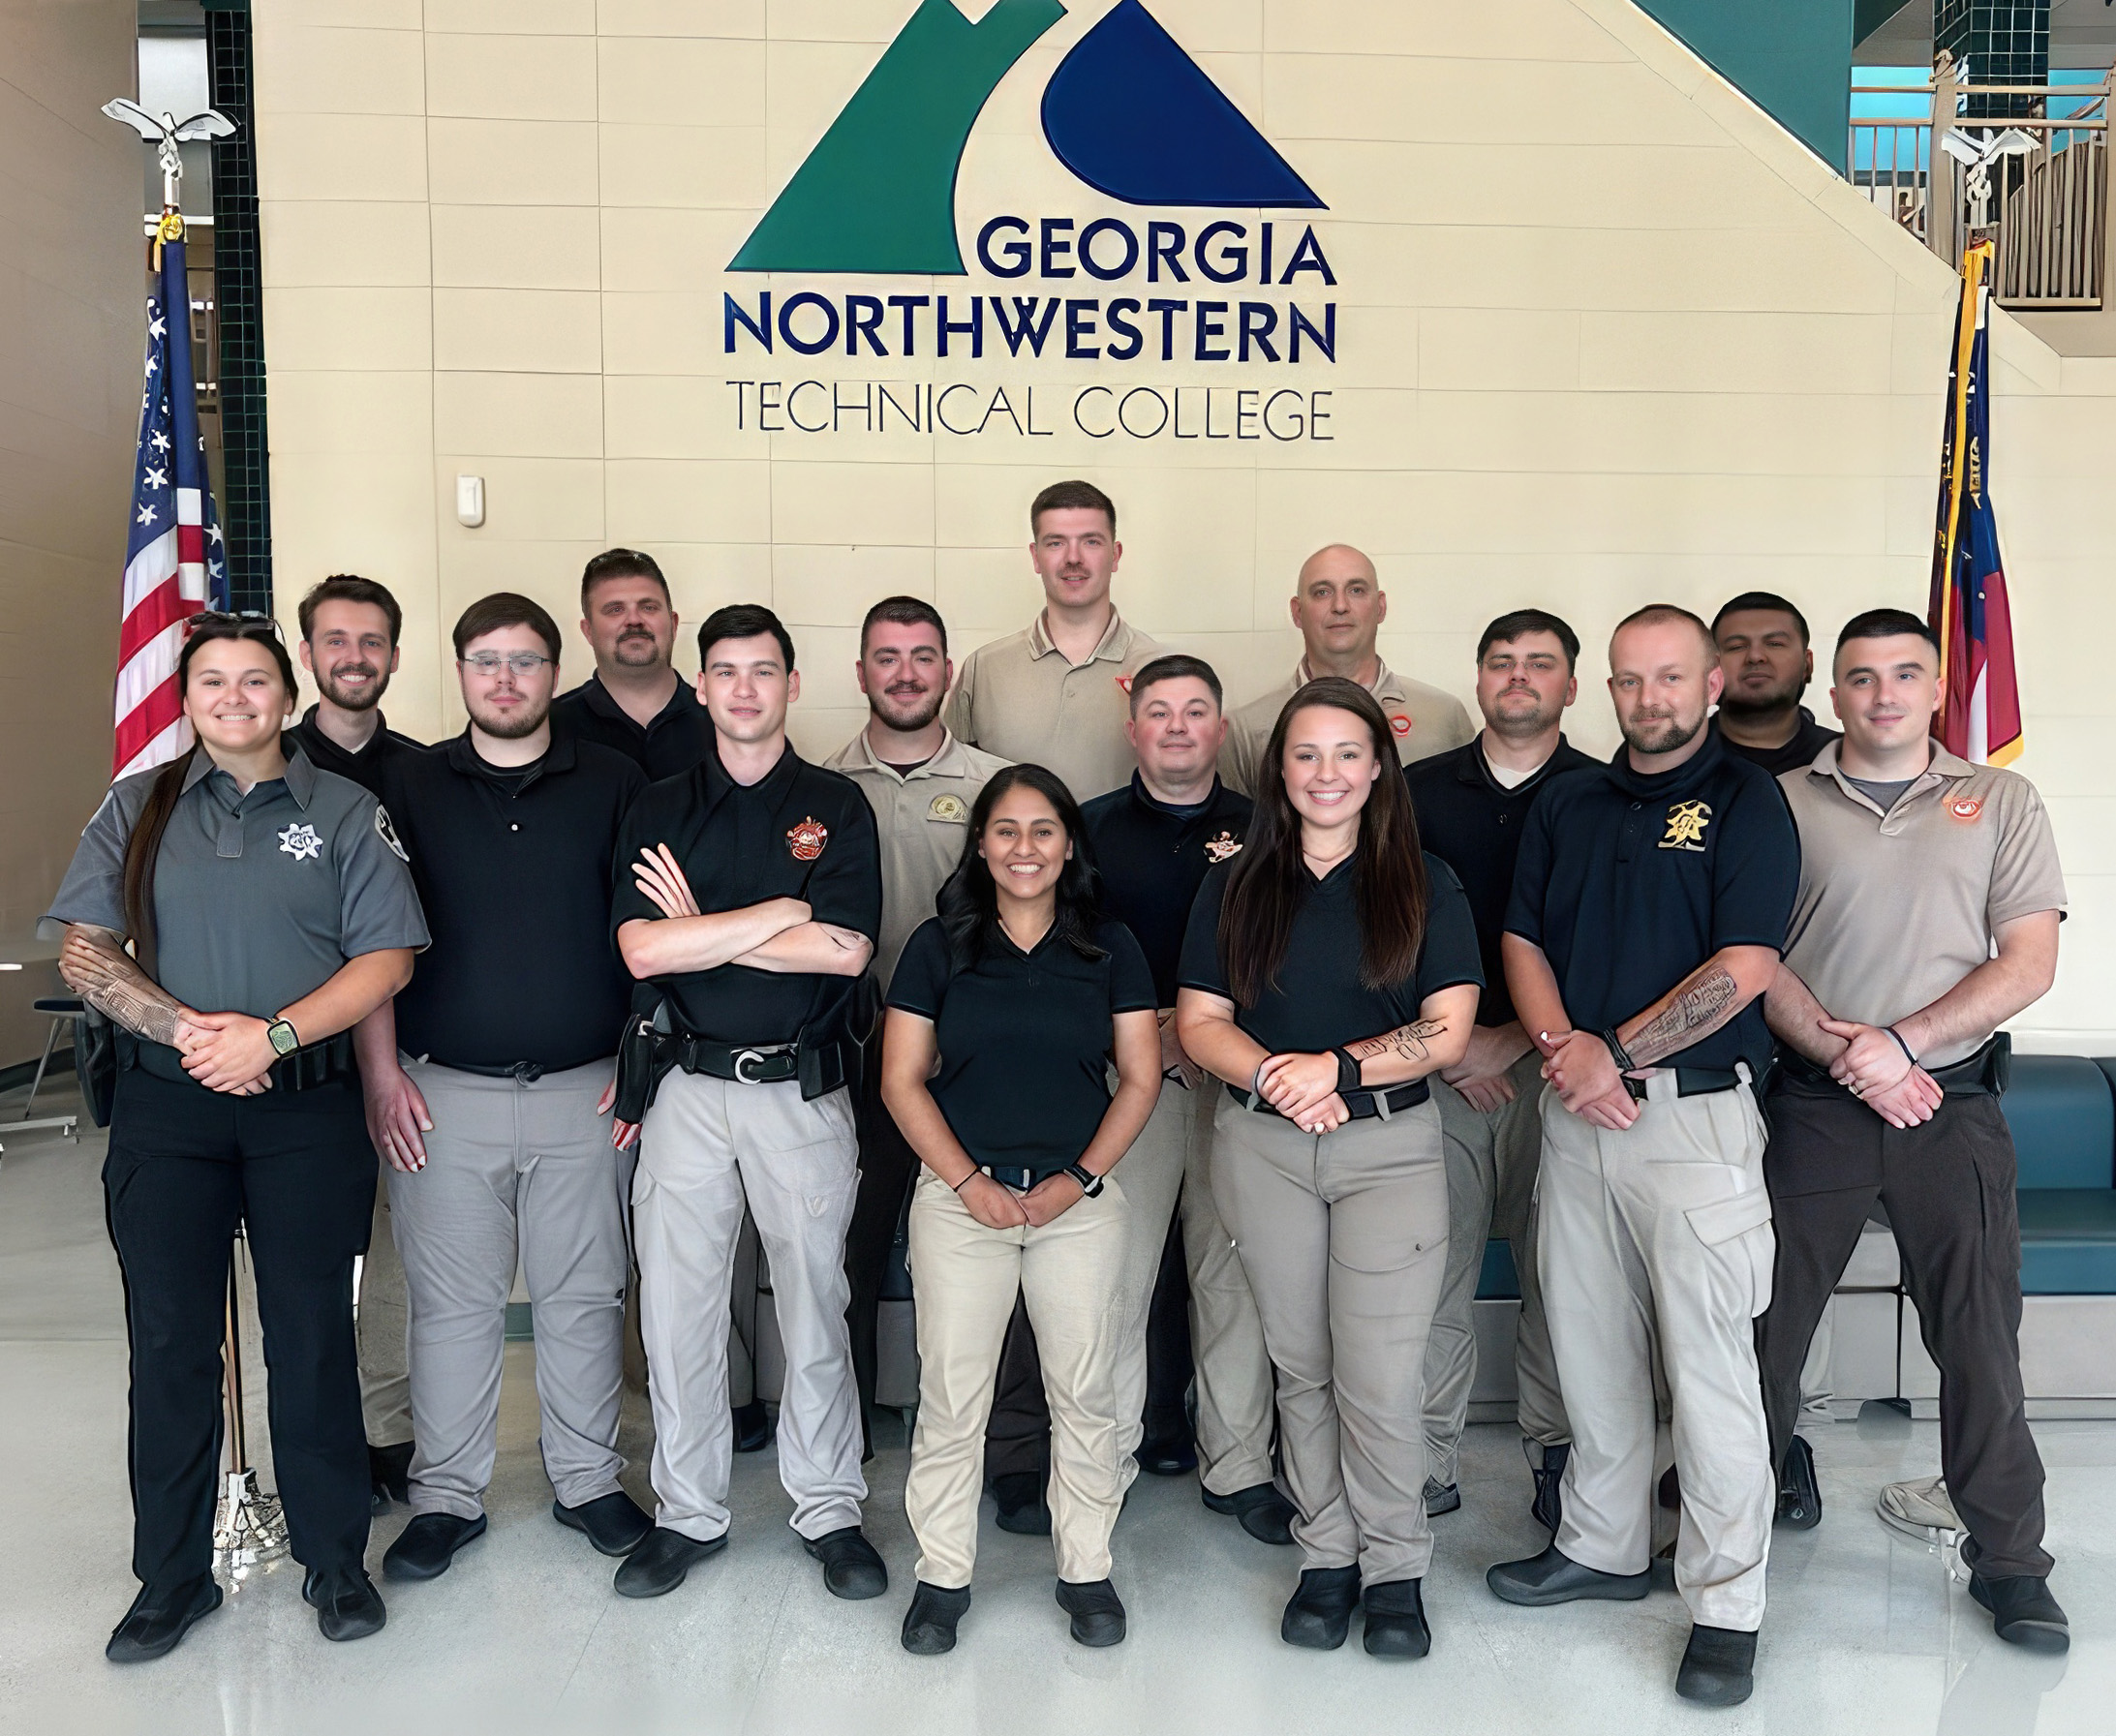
1063,1162,1105,1199
265,1017,301,1057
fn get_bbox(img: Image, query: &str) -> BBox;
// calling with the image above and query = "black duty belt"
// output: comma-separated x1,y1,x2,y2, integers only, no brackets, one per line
674,1036,802,1086
1228,1078,1431,1121
1773,1032,2008,1098
269,1030,358,1092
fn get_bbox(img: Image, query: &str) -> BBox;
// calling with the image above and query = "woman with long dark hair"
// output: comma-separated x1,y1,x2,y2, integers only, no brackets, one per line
46,616,427,1660
881,764,1161,1655
1176,677,1485,1659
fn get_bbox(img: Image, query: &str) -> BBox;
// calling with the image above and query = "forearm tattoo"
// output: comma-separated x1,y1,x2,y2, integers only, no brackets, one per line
1624,963,1738,1066
60,928,187,1046
1350,1019,1447,1065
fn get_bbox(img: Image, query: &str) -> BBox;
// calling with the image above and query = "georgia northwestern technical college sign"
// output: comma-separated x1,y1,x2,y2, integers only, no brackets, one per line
719,0,1339,444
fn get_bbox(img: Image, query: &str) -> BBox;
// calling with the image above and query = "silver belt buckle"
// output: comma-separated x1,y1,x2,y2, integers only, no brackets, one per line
732,1049,769,1085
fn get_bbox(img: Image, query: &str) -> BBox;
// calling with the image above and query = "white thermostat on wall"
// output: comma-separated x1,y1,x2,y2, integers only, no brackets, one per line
455,474,485,528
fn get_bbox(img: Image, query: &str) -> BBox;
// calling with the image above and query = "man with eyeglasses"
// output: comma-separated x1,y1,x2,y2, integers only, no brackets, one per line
353,594,653,1584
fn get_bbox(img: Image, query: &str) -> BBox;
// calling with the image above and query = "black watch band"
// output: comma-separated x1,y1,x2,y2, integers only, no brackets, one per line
1331,1047,1363,1096
1063,1162,1104,1198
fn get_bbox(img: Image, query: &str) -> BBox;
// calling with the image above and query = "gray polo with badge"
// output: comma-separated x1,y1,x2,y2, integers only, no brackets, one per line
44,746,429,1081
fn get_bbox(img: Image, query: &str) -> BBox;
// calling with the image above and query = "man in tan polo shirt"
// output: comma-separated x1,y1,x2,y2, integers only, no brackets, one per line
828,597,1008,1442
1219,545,1473,795
943,478,1165,803
1759,607,2069,1655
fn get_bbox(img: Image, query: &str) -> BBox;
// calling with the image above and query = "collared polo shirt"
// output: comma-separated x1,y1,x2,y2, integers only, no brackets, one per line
1712,706,1842,780
378,732,646,1072
44,746,429,1081
1505,730,1796,1077
1080,774,1253,1008
888,915,1156,1178
823,725,1010,990
610,744,881,1046
286,706,424,798
942,608,1165,803
553,672,714,782
1406,735,1598,1029
1779,744,2067,1068
1220,657,1475,796
1180,852,1483,1053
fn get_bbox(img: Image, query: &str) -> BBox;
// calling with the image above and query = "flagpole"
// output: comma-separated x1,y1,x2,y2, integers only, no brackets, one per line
1933,240,1989,693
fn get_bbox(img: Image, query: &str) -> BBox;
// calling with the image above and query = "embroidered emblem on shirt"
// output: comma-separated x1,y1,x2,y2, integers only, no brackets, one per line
1388,713,1412,739
786,816,829,862
1949,796,1983,821
1659,800,1711,852
373,805,409,862
1204,830,1242,864
278,822,322,863
1115,674,1134,695
928,793,968,824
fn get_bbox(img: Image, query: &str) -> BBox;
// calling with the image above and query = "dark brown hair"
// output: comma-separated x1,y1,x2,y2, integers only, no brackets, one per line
581,547,669,610
453,592,563,662
1127,653,1222,714
1217,677,1429,1004
298,574,402,646
860,594,946,655
935,765,1106,973
1030,478,1116,536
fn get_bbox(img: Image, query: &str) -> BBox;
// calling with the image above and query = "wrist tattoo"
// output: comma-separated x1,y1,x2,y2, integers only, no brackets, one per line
1626,964,1738,1065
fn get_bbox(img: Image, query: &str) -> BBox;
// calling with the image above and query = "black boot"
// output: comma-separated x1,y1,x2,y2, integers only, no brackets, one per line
1056,1577,1126,1647
804,1526,889,1599
1280,1565,1361,1650
1775,1433,1822,1530
1674,1624,1757,1706
1201,1480,1296,1545
1963,1538,2070,1653
902,1581,972,1655
1487,1542,1650,1606
1362,1578,1430,1658
105,1576,223,1664
303,1567,387,1643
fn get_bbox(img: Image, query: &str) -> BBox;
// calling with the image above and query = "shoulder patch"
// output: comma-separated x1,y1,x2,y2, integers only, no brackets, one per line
374,804,410,862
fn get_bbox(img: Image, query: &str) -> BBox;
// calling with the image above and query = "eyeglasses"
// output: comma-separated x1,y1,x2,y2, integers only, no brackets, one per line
188,609,284,639
459,652,555,676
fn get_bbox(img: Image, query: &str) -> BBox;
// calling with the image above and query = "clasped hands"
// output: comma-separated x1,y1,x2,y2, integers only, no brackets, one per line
1537,1027,1640,1131
1255,1051,1349,1135
957,1169,1090,1232
1818,1019,1942,1129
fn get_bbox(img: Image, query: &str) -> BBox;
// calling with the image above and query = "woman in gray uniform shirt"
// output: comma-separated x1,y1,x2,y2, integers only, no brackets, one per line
46,616,427,1661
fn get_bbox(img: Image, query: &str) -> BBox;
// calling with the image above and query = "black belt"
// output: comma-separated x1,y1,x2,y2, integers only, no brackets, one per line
674,1036,802,1086
1619,1066,1742,1102
1227,1078,1431,1121
445,1060,548,1082
269,1030,358,1092
979,1165,1043,1191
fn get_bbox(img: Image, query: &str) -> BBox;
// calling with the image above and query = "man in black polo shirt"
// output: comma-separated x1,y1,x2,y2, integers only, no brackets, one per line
353,593,652,1585
1710,591,1841,777
552,548,714,778
610,603,887,1604
1490,605,1797,1709
1405,609,1594,1528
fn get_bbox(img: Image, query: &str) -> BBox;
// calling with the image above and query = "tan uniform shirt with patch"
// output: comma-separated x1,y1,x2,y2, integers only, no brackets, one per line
824,725,1010,990
942,609,1165,805
1219,657,1475,796
1778,744,2068,1068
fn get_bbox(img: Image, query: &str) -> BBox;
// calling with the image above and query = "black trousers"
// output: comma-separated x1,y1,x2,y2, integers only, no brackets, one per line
1754,1079,2051,1577
104,1067,377,1591
846,1023,920,1454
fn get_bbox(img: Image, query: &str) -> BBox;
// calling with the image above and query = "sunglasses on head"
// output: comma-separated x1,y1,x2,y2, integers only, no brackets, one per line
188,609,284,640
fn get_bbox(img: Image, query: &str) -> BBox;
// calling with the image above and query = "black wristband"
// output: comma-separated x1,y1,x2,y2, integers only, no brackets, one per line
951,1170,977,1193
1332,1047,1363,1096
1886,1025,1917,1065
1063,1162,1105,1198
1600,1027,1637,1074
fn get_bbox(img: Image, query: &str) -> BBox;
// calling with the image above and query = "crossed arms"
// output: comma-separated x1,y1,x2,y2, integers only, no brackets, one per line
616,843,872,981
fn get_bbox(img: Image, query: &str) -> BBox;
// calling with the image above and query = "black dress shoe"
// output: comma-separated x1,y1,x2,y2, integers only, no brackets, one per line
805,1526,888,1599
368,1441,413,1512
732,1399,773,1453
554,1491,654,1557
1137,1434,1197,1477
1281,1565,1361,1650
1675,1624,1757,1706
303,1567,387,1642
902,1581,971,1655
382,1511,486,1581
1423,1477,1461,1516
1528,1441,1569,1533
1056,1577,1126,1646
1363,1578,1430,1659
992,1470,1052,1536
613,1525,726,1599
1202,1480,1297,1545
1487,1543,1650,1606
1962,1538,2070,1653
1775,1433,1822,1530
106,1575,222,1663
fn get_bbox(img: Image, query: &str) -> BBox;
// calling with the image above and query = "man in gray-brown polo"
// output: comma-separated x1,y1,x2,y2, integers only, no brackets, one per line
942,478,1164,804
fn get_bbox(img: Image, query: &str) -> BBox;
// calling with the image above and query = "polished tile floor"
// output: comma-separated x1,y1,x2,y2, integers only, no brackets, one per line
2,1100,2109,1735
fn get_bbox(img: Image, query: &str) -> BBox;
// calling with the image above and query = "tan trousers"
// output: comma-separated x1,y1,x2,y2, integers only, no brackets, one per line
356,1154,413,1447
1211,1093,1449,1585
1424,1051,1568,1484
905,1168,1131,1588
1538,1075,1775,1631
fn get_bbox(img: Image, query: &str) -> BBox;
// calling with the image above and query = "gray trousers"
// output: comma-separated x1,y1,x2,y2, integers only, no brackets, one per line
1424,1050,1569,1484
1538,1076,1775,1630
1211,1092,1449,1585
389,1059,633,1520
634,1069,866,1543
356,1155,413,1447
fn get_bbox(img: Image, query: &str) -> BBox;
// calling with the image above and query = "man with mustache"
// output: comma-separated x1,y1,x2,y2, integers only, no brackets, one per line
552,548,714,779
290,574,424,1513
825,598,1007,1442
1710,593,1841,778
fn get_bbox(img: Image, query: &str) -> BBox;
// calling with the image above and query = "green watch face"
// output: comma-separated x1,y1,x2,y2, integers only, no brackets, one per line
268,1020,300,1056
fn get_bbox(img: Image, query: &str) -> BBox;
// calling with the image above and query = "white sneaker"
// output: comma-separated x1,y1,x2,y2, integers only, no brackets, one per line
1877,1475,1964,1563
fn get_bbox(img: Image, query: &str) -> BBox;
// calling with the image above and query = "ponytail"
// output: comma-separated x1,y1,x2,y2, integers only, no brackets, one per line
119,745,195,972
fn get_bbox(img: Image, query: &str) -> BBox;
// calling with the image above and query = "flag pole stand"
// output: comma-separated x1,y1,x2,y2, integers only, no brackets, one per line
213,1230,288,1580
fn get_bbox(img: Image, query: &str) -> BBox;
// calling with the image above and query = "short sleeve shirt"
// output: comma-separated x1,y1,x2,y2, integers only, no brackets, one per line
1779,745,2067,1068
1504,731,1797,1076
888,915,1156,1177
1179,851,1484,1053
1079,775,1253,1008
609,744,882,1046
553,674,715,781
44,747,430,1080
1219,659,1474,797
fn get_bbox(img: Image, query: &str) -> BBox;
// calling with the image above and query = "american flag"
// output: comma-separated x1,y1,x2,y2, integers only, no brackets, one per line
115,227,226,779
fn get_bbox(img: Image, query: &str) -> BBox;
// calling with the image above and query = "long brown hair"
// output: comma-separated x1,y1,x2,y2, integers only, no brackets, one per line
1218,677,1429,1003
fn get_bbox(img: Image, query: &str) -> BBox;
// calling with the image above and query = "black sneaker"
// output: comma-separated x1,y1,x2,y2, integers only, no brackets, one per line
1674,1624,1757,1706
105,1576,223,1664
1281,1565,1361,1650
804,1526,888,1599
1775,1434,1822,1530
1201,1480,1297,1545
302,1567,387,1643
1362,1578,1430,1659
902,1581,971,1655
554,1490,654,1557
382,1511,486,1581
1423,1477,1461,1516
1962,1538,2070,1653
1527,1440,1568,1533
1055,1577,1126,1647
368,1440,413,1512
992,1470,1052,1536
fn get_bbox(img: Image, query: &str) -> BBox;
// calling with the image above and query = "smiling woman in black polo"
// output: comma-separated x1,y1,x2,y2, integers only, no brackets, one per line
881,764,1160,1658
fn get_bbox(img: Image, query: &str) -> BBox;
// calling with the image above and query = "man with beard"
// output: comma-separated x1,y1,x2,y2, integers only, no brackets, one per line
1404,610,1593,1529
291,574,424,1509
824,597,1006,1441
1489,606,1796,1708
553,548,713,778
1710,593,1841,777
1220,545,1472,796
355,594,652,1582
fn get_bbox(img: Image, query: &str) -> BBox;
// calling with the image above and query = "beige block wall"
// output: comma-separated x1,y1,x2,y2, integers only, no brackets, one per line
0,0,142,1065
254,0,2116,1052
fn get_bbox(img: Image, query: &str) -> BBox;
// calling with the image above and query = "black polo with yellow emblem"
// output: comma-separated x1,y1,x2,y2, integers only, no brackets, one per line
1079,772,1252,1008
